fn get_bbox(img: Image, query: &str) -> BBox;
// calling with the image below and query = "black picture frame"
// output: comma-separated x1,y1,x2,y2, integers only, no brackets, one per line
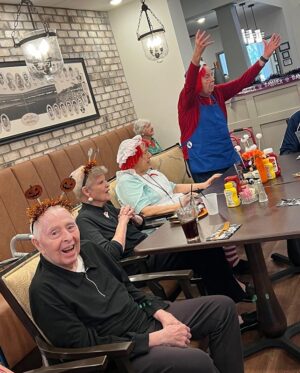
0,58,99,145
283,58,293,66
279,42,290,52
282,50,290,59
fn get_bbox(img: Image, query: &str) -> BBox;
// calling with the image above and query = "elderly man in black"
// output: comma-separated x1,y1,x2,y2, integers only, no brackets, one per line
29,201,244,373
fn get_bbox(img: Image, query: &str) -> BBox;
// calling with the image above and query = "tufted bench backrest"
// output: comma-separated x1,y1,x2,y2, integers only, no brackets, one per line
0,124,134,262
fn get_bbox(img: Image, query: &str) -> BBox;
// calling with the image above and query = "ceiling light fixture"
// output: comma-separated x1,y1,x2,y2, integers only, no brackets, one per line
110,0,122,5
238,2,264,45
197,17,206,24
12,0,64,80
136,0,168,62
248,4,264,43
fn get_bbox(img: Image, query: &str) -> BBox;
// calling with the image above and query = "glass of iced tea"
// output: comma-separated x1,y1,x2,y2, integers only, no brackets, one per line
176,200,200,243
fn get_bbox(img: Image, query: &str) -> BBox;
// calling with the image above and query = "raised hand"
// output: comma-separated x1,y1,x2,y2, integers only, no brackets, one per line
263,33,281,59
192,30,214,66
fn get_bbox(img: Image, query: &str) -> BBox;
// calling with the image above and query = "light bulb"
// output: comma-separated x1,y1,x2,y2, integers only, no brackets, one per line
147,35,162,49
197,17,205,24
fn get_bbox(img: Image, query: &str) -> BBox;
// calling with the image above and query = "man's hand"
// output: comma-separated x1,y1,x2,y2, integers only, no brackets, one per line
154,309,182,327
150,309,191,348
262,33,281,60
149,324,192,348
192,30,214,66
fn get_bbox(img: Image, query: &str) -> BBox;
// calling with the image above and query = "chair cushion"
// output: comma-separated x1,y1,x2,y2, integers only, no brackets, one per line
150,144,193,184
3,253,40,319
108,178,119,208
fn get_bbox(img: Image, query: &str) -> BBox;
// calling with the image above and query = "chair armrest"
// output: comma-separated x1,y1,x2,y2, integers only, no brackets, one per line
119,255,149,267
143,217,167,229
36,336,134,361
0,257,19,270
129,269,193,283
24,356,108,373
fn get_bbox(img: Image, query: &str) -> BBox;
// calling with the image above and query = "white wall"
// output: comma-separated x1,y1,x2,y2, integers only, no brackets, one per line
109,0,185,148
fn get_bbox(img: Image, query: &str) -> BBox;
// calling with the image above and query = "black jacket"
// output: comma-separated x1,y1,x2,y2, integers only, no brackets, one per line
76,202,147,261
29,241,168,357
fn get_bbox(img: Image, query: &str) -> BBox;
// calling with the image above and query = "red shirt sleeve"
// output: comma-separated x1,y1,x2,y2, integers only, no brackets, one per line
217,60,262,102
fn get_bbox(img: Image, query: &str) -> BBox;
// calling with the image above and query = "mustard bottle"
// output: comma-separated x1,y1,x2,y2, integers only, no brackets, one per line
263,158,276,180
224,182,241,207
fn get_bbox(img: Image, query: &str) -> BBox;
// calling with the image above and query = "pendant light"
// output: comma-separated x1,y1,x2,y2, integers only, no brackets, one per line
12,0,64,80
136,0,168,62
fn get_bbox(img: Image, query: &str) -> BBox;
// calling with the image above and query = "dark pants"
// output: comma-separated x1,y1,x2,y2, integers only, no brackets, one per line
147,248,246,303
188,165,229,183
131,296,244,373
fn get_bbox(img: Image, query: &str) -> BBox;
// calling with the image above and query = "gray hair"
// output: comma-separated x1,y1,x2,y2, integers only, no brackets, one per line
133,118,151,135
70,165,107,200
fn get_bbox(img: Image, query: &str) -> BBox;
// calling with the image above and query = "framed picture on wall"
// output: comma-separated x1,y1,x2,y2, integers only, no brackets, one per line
279,42,290,52
282,51,290,59
0,58,99,145
283,58,293,66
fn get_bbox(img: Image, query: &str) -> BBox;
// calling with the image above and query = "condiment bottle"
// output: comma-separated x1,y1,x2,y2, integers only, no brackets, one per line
224,175,242,194
224,182,241,207
263,148,281,177
255,157,268,183
263,158,276,180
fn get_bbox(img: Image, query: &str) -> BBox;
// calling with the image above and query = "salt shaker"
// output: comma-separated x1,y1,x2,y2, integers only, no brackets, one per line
255,180,268,203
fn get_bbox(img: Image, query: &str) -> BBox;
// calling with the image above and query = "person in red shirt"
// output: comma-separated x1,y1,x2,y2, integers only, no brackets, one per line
178,30,280,274
178,30,281,183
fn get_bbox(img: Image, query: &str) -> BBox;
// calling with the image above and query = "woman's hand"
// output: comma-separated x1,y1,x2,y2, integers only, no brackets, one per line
192,30,214,66
118,205,135,224
262,33,281,59
199,173,222,189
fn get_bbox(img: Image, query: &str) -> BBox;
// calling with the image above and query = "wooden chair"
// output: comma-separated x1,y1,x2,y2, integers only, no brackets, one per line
7,231,206,302
0,252,200,373
0,356,107,373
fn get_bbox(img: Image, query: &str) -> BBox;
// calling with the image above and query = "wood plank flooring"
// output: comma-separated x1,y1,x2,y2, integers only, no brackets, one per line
237,240,300,372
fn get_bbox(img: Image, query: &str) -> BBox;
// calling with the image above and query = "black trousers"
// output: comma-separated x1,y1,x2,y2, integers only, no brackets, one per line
147,247,246,303
131,296,244,373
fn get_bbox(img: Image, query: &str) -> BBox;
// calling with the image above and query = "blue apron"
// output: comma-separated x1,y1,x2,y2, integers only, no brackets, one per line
186,96,240,174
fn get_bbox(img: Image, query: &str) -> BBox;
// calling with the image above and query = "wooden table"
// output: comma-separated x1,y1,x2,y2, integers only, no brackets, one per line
135,153,300,358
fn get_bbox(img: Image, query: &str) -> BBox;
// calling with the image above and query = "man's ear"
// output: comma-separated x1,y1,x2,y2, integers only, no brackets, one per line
31,236,44,254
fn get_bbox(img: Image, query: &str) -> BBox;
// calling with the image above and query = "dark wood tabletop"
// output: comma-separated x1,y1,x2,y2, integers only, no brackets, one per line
135,179,300,255
134,152,300,357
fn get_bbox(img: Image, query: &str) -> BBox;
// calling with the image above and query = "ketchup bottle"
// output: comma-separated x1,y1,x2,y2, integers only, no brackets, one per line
263,148,281,177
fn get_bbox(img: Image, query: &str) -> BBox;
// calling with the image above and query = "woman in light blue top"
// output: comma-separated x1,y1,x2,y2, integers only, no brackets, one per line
116,135,250,275
115,135,220,217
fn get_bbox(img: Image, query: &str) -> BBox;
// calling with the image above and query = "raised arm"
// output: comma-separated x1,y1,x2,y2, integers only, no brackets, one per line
179,30,213,111
219,33,281,101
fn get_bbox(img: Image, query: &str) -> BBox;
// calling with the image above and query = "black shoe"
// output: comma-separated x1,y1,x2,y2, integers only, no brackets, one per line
240,311,258,333
233,259,251,275
241,282,255,303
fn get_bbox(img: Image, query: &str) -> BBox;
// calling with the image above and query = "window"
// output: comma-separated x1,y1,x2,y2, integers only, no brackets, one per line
218,40,279,82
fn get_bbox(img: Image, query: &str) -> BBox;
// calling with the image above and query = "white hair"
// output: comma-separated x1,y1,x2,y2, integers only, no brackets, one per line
133,118,151,135
70,165,107,200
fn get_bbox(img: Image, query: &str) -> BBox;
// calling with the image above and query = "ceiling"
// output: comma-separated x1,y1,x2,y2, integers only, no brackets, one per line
2,0,135,11
186,2,274,37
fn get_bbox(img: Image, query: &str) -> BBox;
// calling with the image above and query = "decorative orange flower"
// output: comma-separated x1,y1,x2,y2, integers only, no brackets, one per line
242,149,264,161
83,160,97,175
